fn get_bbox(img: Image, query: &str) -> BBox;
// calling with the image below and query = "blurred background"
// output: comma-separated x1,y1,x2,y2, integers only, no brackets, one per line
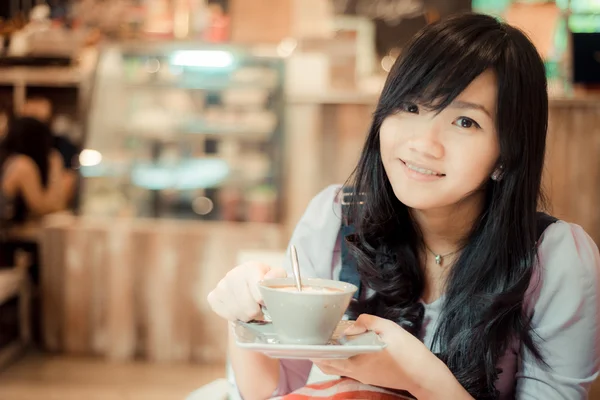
0,0,598,399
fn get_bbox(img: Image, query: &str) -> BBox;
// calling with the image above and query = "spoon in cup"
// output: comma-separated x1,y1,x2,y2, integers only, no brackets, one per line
290,245,302,292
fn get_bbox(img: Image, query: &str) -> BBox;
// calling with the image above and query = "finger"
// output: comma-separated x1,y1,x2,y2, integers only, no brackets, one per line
227,276,261,321
264,266,287,279
343,322,368,336
210,298,239,321
207,288,238,321
211,277,253,322
248,280,263,305
312,360,346,376
344,314,395,336
247,270,266,305
206,280,225,312
312,358,351,371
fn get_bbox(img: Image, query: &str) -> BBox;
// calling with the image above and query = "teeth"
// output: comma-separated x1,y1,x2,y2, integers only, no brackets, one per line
406,163,440,176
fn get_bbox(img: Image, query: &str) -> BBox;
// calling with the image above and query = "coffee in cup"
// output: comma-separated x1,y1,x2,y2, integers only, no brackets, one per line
258,277,357,345
268,284,344,293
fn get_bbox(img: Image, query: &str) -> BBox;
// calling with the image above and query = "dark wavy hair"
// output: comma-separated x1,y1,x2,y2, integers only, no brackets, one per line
0,116,54,186
345,13,548,399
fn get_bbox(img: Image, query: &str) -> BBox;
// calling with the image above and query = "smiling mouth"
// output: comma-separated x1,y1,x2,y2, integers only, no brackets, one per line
400,160,445,177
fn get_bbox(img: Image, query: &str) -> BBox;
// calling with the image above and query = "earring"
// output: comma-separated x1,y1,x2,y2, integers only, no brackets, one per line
491,166,503,181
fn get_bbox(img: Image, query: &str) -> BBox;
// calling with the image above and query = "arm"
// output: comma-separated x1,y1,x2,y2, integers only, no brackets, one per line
229,184,343,399
61,169,77,204
57,138,80,205
228,323,281,400
3,152,66,215
411,361,474,400
516,222,600,399
228,327,314,400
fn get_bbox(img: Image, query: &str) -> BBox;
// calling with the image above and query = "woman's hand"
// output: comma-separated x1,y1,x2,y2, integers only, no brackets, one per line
313,314,473,399
207,262,287,322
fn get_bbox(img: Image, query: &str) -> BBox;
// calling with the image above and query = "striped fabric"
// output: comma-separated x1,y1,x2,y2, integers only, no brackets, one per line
274,378,414,400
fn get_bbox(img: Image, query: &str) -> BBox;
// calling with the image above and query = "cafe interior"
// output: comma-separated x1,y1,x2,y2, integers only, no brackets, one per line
0,0,599,399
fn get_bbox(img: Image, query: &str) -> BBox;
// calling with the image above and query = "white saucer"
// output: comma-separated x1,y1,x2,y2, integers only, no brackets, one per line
233,320,387,360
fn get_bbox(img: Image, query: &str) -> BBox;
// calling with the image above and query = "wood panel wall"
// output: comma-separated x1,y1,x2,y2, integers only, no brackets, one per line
229,0,292,44
40,216,283,363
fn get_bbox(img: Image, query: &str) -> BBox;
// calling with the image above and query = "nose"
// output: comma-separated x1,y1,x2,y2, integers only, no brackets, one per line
407,119,444,159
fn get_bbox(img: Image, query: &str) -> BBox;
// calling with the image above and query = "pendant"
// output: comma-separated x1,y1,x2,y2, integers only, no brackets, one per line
435,254,442,265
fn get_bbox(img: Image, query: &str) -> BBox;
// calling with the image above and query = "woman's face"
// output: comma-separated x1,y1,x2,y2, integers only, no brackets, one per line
379,69,500,211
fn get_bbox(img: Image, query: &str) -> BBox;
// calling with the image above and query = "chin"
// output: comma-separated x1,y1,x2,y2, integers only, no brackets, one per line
389,183,456,211
396,195,449,211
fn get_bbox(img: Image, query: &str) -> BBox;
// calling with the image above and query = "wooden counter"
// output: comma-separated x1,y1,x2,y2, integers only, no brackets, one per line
39,215,283,363
284,94,600,245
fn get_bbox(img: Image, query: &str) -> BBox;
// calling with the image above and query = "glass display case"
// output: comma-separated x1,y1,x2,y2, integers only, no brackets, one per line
78,41,285,223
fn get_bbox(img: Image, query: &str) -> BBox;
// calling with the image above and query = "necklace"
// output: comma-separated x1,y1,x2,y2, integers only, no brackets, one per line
425,246,460,266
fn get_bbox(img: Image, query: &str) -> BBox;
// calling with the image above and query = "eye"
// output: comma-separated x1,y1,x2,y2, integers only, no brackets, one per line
400,103,419,114
454,117,481,129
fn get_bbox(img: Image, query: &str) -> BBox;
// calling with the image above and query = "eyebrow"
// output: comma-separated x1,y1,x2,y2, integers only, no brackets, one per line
449,100,493,118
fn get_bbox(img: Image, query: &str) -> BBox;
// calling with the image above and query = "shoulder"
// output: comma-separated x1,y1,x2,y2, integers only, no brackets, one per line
527,220,600,316
299,184,344,226
4,155,38,177
1,155,38,194
537,221,599,286
308,184,344,207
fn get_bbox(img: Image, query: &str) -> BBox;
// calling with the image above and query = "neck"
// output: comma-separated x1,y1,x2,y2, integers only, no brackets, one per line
411,192,485,255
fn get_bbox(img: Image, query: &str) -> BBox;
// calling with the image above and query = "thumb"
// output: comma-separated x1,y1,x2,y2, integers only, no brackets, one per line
344,314,392,336
264,267,288,279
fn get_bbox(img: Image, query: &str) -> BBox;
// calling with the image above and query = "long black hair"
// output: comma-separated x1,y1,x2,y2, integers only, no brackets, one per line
0,116,54,186
345,13,548,399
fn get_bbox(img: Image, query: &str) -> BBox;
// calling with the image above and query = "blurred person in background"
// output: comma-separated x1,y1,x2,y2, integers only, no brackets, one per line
20,97,80,205
0,116,68,267
0,116,69,344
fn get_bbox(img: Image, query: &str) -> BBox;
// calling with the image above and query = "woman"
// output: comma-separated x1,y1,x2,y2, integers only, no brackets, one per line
19,97,80,205
0,117,67,280
0,116,67,222
207,13,600,400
